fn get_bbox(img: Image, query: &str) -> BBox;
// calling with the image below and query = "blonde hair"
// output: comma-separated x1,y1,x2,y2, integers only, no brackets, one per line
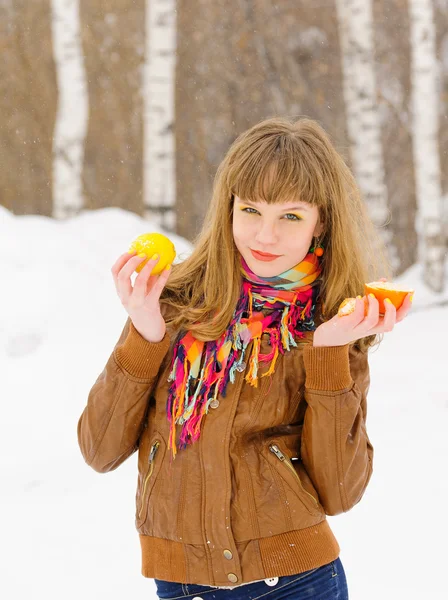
161,116,392,352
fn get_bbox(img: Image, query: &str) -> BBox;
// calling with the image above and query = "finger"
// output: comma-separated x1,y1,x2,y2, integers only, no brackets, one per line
116,253,147,299
147,263,173,303
340,296,366,328
396,292,413,323
111,251,136,279
355,294,379,332
111,252,137,298
381,298,396,332
132,255,161,301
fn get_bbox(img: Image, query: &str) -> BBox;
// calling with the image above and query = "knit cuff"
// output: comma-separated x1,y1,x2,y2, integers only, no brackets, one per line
114,321,171,379
302,344,352,391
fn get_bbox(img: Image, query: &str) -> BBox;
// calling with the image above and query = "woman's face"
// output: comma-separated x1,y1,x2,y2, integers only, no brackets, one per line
232,195,323,276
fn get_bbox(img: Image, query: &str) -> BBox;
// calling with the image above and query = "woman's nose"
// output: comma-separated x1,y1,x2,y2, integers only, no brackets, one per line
254,221,279,244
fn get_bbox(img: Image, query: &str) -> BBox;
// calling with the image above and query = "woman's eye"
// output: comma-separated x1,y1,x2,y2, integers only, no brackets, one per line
241,207,301,221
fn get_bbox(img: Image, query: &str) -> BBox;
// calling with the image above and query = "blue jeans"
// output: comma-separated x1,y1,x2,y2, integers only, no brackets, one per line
154,557,348,599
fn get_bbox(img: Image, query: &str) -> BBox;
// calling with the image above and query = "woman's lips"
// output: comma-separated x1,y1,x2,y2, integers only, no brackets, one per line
250,249,281,261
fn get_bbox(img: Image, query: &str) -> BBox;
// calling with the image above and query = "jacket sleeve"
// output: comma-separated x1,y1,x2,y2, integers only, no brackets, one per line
77,317,171,473
300,342,374,516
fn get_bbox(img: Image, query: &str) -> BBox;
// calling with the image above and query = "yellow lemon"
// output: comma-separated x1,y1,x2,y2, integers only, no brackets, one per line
128,232,176,275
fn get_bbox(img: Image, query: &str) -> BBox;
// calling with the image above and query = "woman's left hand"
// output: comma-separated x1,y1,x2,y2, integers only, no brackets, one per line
313,292,413,347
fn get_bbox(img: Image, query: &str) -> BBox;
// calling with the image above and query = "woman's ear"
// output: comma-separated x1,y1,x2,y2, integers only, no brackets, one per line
314,220,324,237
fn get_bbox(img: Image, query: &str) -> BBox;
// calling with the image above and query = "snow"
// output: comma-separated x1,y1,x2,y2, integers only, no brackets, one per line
0,205,447,599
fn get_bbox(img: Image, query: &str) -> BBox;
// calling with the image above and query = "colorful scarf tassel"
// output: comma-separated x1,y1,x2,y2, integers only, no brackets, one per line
166,252,322,460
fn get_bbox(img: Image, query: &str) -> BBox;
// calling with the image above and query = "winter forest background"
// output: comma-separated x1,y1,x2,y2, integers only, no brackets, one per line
1,1,447,599
1,0,447,289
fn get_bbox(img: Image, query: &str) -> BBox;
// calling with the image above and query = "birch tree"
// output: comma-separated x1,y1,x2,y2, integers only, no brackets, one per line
143,0,177,232
50,0,88,219
409,0,445,292
335,0,397,269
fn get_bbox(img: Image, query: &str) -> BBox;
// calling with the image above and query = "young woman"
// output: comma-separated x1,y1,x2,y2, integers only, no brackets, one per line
78,117,412,599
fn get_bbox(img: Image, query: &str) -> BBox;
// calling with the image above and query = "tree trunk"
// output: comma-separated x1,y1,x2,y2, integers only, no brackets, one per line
372,0,417,276
335,0,396,269
409,0,445,292
50,0,88,219
0,0,56,216
80,0,145,214
176,0,346,242
143,0,177,233
433,0,448,282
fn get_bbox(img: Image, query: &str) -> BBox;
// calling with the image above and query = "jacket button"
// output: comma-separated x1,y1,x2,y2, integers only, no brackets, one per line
227,573,238,583
210,399,220,409
265,577,279,586
223,549,233,560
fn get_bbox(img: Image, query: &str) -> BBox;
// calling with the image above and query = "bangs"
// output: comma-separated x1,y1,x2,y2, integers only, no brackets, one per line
228,134,324,207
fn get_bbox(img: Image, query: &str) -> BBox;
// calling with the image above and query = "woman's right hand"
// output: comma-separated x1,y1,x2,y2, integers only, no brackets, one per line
111,251,172,343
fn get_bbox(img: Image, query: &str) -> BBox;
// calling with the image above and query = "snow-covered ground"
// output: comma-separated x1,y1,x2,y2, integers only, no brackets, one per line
0,205,446,599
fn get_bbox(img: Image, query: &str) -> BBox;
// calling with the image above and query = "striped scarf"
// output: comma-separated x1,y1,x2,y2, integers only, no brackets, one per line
166,251,322,460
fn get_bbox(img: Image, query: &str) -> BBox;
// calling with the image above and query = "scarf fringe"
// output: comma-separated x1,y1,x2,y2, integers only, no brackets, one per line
166,253,321,460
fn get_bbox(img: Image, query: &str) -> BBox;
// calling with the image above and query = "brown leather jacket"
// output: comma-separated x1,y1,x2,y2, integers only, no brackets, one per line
77,304,373,587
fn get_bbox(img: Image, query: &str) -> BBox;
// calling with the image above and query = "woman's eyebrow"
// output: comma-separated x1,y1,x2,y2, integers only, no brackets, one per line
240,199,311,211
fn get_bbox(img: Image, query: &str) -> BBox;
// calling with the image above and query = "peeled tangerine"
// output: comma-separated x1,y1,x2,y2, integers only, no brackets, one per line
128,232,176,275
338,298,360,318
338,281,414,318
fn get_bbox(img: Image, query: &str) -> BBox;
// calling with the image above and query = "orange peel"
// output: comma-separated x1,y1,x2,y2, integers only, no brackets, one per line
364,281,414,315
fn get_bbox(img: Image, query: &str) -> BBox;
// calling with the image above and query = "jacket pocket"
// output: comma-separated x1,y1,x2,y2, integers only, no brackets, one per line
263,440,321,516
136,434,166,526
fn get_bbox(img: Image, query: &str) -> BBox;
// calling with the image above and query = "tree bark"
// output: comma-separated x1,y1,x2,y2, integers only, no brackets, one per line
335,0,395,267
143,0,177,233
409,0,445,292
80,0,145,213
372,0,417,276
0,0,56,216
433,0,448,271
176,0,346,242
50,0,88,219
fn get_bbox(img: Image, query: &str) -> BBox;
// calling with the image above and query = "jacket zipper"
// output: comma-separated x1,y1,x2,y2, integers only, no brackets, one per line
269,443,319,508
138,441,160,519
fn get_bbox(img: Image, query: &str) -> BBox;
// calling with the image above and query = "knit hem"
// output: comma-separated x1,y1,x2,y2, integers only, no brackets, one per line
139,520,340,586
302,344,352,391
114,321,171,379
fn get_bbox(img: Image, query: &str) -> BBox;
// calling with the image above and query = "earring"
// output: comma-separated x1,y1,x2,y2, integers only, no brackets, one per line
310,236,325,257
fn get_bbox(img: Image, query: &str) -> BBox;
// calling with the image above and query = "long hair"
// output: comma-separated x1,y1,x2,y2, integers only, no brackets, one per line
160,116,392,352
